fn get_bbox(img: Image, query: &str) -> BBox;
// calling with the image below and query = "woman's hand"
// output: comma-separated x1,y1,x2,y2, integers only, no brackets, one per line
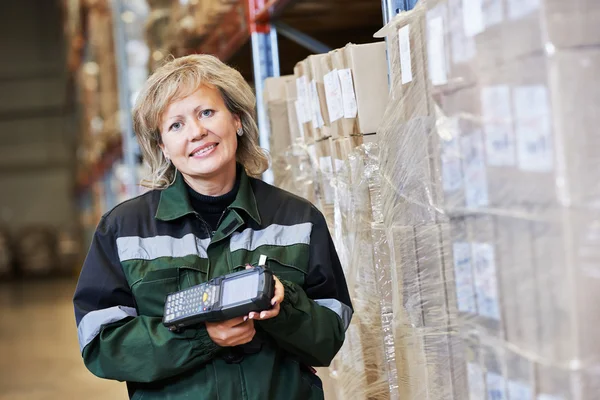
205,316,256,347
248,272,285,321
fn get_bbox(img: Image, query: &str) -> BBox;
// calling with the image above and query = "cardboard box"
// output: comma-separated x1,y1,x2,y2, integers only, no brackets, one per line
447,217,478,318
379,116,439,226
393,327,429,399
263,75,292,104
495,216,538,353
293,59,315,143
321,52,343,139
464,332,486,399
307,54,331,141
343,42,390,135
423,332,454,400
466,215,504,337
531,209,600,366
264,76,295,158
330,48,355,137
315,138,334,207
505,350,536,400
379,5,432,122
502,0,600,62
390,225,423,328
415,224,449,328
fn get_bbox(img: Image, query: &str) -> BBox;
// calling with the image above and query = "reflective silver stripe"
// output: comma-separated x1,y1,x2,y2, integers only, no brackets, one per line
314,299,353,331
230,223,313,252
77,306,138,352
116,234,211,262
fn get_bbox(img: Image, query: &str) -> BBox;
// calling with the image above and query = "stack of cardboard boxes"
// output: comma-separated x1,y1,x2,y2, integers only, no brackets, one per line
263,42,393,399
264,0,600,398
374,0,600,398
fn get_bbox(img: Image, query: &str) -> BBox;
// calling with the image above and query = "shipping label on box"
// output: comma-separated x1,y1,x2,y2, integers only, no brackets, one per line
426,6,450,88
460,130,489,208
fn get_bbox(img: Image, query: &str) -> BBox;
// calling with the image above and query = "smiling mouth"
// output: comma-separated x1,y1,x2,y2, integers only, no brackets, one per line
190,143,218,157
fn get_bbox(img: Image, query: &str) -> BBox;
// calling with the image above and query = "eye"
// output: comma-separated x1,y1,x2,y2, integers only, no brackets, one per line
200,109,214,118
169,122,182,131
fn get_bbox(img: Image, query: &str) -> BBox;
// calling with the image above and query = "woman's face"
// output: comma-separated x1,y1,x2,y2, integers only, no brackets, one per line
159,84,241,182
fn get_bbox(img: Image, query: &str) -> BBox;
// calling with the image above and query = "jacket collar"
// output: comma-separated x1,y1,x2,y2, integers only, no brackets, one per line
155,166,261,225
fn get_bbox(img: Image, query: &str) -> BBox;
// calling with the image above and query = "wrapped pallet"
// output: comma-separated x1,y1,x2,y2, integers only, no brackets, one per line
375,0,600,399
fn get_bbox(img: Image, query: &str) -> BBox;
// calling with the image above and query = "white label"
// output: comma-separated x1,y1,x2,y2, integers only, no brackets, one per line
310,80,325,129
468,363,486,400
451,26,476,64
398,25,413,84
513,85,553,172
452,242,477,313
487,372,507,400
508,0,540,20
334,158,345,173
338,69,358,119
427,17,448,86
294,100,306,140
462,0,485,37
442,127,463,192
461,131,489,208
508,380,534,400
472,242,501,321
538,395,565,400
483,0,504,27
258,254,267,266
324,69,344,122
296,77,311,123
481,86,516,166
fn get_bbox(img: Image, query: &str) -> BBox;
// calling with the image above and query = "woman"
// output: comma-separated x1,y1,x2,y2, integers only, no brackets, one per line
73,54,352,400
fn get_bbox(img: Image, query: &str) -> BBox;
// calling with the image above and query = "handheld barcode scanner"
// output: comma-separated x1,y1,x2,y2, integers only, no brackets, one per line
163,259,275,332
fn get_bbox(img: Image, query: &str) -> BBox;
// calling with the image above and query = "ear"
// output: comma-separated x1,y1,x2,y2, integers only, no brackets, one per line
233,114,242,131
158,142,170,161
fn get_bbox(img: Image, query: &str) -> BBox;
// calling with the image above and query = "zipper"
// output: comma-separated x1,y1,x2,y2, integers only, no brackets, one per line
195,213,213,239
213,208,228,236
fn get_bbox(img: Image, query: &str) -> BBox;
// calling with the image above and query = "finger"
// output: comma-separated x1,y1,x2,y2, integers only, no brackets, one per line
232,329,256,346
248,311,260,320
271,279,285,306
257,303,280,320
245,264,253,269
222,316,248,327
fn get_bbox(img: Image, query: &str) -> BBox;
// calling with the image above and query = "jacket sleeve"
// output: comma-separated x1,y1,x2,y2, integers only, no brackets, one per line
258,208,353,367
73,216,221,383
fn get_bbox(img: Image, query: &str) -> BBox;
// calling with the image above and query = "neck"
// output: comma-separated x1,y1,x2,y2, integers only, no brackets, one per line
182,162,237,196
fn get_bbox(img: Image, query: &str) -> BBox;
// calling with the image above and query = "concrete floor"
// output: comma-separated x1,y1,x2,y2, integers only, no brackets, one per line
0,278,127,400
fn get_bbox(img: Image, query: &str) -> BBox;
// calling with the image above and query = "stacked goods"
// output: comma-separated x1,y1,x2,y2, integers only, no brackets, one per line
376,0,600,398
265,0,600,398
263,42,393,398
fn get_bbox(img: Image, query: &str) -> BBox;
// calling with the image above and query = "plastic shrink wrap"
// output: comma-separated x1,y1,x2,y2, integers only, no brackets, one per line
265,0,600,397
375,0,600,398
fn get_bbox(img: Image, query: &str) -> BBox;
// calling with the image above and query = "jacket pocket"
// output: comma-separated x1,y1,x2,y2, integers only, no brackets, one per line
178,265,208,290
265,257,307,287
131,268,179,317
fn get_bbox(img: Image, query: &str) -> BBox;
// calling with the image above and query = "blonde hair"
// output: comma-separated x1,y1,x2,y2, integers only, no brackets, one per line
133,54,270,189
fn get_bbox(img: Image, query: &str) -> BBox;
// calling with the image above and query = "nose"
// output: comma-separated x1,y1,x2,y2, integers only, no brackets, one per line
189,118,207,141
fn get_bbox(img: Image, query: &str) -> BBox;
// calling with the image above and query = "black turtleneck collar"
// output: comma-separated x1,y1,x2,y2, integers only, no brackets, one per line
185,167,241,232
